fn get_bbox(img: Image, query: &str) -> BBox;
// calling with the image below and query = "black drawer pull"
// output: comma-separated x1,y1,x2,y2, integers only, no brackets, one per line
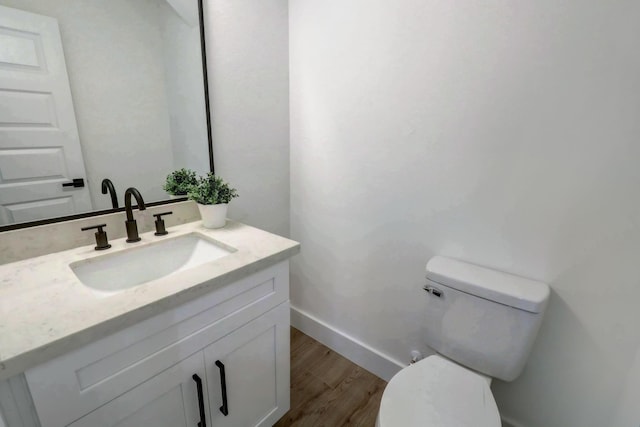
192,374,207,427
215,360,229,416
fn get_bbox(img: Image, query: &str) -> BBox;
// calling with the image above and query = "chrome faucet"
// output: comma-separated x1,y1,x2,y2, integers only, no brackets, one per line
124,187,146,242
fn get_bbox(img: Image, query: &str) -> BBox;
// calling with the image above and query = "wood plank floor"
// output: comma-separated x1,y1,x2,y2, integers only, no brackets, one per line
274,327,387,427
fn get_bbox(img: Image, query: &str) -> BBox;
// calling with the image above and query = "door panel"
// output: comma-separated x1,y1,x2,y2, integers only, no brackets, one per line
5,196,74,223
0,148,66,180
0,5,91,225
0,90,57,126
204,303,290,427
0,27,44,70
68,352,210,427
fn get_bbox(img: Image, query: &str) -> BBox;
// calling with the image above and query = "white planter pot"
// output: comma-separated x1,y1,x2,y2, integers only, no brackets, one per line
197,203,228,229
168,194,186,199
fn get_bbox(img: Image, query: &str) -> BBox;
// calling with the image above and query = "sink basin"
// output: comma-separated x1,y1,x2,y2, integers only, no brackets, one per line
70,233,234,292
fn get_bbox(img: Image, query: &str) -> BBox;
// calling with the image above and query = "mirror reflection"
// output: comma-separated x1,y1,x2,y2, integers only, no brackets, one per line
0,0,211,227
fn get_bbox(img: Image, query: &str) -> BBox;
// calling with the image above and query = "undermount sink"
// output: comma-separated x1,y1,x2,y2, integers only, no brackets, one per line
70,233,234,292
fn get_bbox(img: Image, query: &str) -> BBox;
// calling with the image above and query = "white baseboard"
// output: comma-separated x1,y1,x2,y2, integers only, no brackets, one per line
290,305,405,382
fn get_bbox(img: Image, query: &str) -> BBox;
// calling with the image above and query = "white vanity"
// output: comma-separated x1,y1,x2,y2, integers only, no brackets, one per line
0,220,300,427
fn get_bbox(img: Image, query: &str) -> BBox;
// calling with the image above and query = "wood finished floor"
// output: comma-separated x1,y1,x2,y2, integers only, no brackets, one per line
275,327,387,427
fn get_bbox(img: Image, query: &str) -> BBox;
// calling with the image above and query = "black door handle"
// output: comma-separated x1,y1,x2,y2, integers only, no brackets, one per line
192,374,207,427
62,178,85,188
215,360,229,416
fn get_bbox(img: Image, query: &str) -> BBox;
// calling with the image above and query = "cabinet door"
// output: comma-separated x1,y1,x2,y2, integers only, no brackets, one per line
204,303,290,427
68,352,211,427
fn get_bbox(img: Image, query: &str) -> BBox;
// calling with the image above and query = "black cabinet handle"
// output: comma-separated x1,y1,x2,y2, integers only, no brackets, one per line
62,178,85,188
215,360,229,416
192,374,207,427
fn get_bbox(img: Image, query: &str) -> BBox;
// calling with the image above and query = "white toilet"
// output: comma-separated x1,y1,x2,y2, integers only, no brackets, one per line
377,256,550,427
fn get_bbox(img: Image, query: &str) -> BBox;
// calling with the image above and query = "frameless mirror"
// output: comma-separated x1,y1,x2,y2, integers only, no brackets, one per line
0,0,212,230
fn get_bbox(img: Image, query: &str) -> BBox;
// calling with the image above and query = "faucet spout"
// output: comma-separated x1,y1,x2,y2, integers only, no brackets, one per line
101,178,119,209
124,187,146,242
124,187,146,222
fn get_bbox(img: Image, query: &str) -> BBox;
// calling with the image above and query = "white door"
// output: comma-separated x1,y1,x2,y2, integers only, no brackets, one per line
203,303,290,427
68,351,210,427
0,5,91,225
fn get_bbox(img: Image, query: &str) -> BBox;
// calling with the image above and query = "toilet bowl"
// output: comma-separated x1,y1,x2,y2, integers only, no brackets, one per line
375,256,550,427
376,355,500,427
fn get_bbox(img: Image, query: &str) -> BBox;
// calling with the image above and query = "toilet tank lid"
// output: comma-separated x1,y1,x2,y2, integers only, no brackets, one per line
426,256,550,313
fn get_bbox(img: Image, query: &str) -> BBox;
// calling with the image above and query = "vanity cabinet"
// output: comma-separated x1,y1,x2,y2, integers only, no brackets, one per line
19,261,291,427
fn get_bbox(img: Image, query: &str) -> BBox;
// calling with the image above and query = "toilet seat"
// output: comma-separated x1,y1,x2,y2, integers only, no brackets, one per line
377,355,501,427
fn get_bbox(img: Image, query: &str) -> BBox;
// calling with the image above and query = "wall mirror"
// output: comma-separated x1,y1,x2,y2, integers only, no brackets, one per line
0,0,213,231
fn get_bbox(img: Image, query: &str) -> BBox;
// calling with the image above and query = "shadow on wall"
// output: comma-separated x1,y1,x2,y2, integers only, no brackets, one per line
492,233,640,427
493,292,601,426
290,217,436,362
350,221,436,358
611,342,640,425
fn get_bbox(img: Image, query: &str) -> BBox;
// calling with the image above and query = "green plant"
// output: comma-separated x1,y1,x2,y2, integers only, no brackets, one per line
163,168,198,196
187,173,238,205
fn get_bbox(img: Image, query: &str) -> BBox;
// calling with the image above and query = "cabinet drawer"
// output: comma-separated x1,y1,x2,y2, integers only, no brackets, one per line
26,261,288,427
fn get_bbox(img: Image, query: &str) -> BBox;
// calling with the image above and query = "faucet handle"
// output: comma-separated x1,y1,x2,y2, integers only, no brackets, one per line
153,211,173,236
81,224,111,251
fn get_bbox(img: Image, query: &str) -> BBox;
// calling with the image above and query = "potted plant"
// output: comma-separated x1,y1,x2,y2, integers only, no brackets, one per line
187,173,238,228
163,168,198,198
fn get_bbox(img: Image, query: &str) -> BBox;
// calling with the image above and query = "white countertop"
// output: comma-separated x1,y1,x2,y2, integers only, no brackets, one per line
0,220,300,380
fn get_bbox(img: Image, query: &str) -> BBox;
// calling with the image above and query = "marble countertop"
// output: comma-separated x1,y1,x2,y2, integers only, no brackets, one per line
0,220,300,380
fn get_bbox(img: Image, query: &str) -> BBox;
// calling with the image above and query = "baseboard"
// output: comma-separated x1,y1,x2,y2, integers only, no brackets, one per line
290,305,405,382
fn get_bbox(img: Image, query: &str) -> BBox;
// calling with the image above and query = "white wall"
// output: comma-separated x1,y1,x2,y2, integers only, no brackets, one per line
612,344,640,426
160,0,210,177
204,0,290,237
61,0,175,206
289,1,640,426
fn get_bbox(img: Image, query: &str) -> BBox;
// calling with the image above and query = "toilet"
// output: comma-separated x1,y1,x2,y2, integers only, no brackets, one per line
377,256,550,427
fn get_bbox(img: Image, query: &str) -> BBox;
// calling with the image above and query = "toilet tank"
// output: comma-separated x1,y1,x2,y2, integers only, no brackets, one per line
423,256,550,382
